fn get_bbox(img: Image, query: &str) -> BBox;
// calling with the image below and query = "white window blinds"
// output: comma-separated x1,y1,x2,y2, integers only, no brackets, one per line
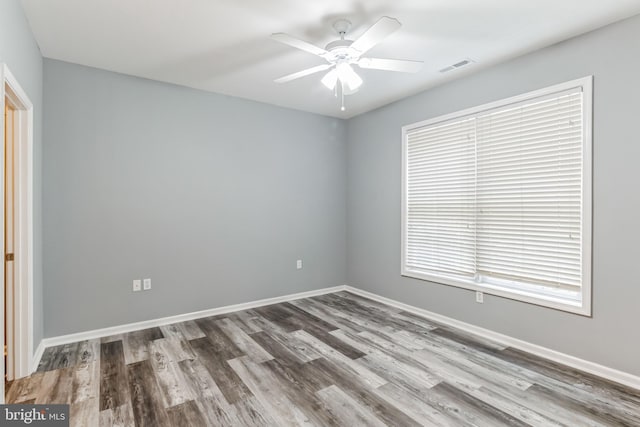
402,78,591,313
405,118,476,277
475,91,583,291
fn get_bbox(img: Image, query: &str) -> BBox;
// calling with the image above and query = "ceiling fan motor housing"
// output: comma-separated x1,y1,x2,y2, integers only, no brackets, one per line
326,19,361,63
324,39,359,63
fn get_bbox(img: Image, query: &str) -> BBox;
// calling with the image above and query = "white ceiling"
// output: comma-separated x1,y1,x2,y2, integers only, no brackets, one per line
20,0,640,118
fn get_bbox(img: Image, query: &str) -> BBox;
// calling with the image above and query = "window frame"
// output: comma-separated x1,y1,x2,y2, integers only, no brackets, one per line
401,76,593,316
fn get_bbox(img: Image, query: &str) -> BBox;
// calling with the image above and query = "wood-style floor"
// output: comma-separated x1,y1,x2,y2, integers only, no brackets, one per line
6,291,640,426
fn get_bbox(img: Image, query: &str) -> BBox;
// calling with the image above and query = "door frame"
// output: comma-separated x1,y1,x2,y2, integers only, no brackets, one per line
1,63,34,398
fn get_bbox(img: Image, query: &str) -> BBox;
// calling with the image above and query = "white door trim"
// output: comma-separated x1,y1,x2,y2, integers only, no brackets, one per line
1,63,34,401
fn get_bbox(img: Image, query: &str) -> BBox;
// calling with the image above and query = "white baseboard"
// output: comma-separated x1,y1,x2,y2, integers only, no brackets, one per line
39,285,348,354
344,285,640,391
31,340,45,373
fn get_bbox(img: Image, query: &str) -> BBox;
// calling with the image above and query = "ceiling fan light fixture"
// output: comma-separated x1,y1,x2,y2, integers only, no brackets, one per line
336,63,362,91
321,69,338,90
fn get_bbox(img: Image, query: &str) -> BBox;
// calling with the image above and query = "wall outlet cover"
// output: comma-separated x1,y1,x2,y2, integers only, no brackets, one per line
143,278,151,290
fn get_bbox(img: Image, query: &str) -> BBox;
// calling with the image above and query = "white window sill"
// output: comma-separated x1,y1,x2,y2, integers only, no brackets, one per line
401,268,591,316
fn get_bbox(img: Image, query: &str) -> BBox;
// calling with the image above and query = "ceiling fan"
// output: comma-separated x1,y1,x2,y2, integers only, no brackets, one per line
272,17,423,111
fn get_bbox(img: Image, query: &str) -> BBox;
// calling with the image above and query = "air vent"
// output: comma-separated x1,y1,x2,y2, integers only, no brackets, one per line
439,59,475,73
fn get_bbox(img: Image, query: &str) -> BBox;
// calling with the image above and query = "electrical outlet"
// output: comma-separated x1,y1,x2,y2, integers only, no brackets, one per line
296,259,303,270
133,279,142,292
476,291,484,303
143,278,151,290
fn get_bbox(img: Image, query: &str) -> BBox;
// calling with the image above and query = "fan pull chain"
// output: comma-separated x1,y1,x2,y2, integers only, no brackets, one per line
341,81,346,111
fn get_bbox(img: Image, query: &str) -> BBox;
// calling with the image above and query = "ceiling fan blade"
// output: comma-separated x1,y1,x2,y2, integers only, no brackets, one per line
271,33,329,57
350,16,401,55
274,64,333,83
358,57,423,73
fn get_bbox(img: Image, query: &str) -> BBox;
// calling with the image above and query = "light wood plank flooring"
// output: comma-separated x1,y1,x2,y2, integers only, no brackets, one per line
6,291,640,426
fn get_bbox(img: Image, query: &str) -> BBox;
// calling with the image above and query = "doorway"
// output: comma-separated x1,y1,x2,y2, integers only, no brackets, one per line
5,100,15,385
1,64,34,401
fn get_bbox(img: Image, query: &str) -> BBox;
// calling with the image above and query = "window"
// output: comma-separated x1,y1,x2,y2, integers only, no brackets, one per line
401,77,592,315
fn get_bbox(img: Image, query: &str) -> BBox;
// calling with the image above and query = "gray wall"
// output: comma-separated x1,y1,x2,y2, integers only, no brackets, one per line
0,0,44,352
347,14,640,376
43,60,347,336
